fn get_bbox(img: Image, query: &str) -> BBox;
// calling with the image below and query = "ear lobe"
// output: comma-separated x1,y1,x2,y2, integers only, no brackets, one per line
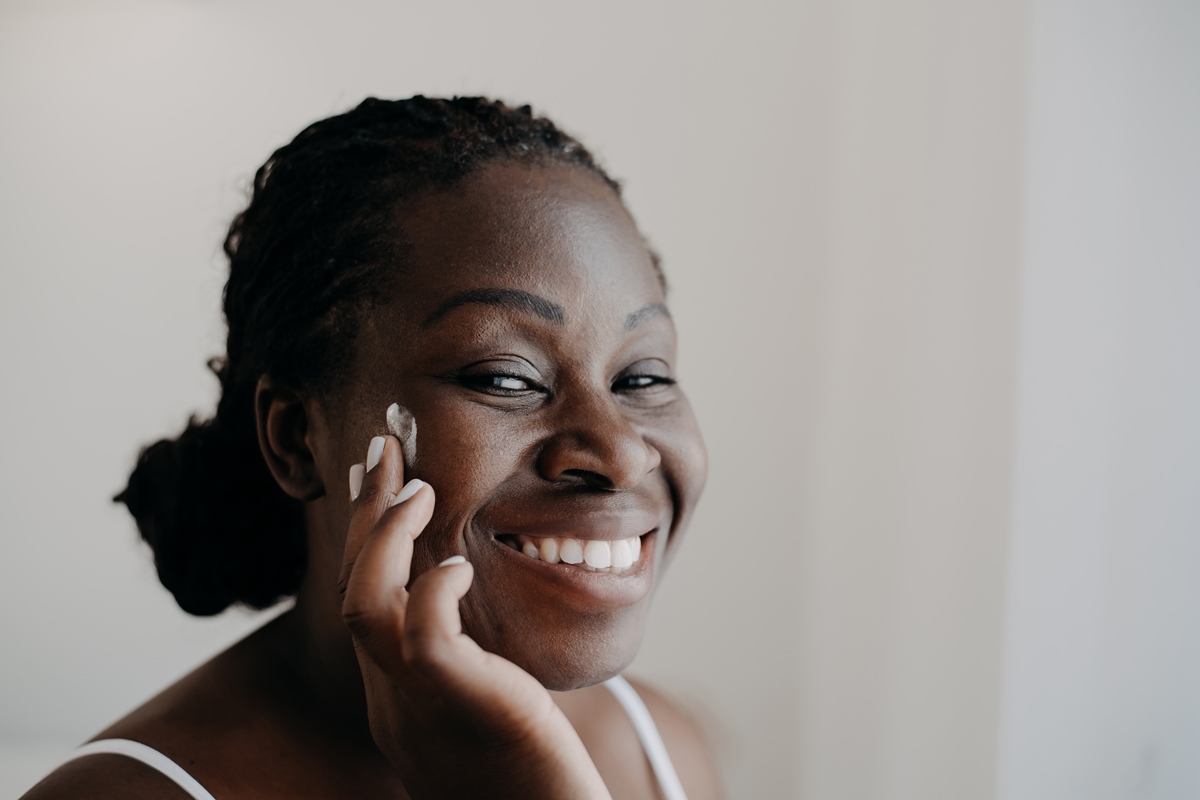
255,376,325,502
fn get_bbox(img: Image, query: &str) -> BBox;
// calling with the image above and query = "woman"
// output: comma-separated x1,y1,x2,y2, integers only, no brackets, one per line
24,96,717,799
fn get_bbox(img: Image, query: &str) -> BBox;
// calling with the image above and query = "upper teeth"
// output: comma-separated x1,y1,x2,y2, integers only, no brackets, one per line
512,534,642,573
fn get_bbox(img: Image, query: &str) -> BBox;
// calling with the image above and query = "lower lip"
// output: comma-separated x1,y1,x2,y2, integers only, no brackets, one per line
487,533,658,610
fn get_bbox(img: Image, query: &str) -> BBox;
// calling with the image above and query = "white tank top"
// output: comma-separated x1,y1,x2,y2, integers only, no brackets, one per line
51,675,688,800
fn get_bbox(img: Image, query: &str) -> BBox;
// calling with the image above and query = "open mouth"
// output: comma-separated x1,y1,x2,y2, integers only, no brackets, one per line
495,532,646,574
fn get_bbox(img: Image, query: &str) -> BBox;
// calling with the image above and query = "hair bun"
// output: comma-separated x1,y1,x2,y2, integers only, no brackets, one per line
116,415,304,616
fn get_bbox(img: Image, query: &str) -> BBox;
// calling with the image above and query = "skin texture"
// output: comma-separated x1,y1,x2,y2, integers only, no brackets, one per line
22,162,719,799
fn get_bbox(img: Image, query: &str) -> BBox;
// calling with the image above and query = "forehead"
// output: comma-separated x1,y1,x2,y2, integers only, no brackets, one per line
392,161,663,323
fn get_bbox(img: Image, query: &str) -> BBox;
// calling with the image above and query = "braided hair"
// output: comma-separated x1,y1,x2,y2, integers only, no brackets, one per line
117,96,626,616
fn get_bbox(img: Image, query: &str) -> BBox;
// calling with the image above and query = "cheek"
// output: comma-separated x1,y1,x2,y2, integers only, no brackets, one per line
416,408,517,488
647,404,707,565
405,404,527,550
656,405,708,506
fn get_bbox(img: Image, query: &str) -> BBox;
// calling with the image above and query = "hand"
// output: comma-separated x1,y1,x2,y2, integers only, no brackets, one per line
338,435,613,800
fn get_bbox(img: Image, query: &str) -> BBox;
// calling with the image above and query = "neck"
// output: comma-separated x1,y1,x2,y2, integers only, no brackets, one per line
271,589,376,747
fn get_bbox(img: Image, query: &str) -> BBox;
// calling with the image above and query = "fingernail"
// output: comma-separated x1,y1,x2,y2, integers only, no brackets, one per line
349,463,365,501
366,436,385,472
439,555,467,567
392,478,426,506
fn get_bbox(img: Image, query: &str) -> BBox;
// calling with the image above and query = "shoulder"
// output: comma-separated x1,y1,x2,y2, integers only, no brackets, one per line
558,676,724,800
21,751,195,800
621,676,725,800
21,622,286,800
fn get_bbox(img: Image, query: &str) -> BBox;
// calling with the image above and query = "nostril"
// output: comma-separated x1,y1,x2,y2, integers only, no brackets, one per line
535,422,657,490
560,468,613,490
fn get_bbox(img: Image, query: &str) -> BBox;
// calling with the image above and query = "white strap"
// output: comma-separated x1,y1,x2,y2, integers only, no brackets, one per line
68,738,217,800
70,690,687,800
602,675,689,800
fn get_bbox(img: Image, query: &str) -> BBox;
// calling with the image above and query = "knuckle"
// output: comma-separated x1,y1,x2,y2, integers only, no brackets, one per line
342,604,377,638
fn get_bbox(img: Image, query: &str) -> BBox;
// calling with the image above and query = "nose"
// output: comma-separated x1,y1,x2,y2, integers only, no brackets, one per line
536,394,661,491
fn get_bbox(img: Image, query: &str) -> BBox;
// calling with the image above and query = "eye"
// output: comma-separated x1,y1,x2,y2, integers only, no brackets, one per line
460,371,542,396
613,374,676,391
489,375,533,392
612,361,677,394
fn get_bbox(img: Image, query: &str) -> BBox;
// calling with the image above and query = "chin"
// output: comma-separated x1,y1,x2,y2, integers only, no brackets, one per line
467,602,649,692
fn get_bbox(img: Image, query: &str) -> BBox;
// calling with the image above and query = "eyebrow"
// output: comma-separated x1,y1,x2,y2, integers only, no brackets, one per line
624,303,671,330
419,288,566,329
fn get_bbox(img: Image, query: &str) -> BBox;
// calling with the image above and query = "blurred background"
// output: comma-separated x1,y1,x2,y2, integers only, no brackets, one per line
1,0,1197,797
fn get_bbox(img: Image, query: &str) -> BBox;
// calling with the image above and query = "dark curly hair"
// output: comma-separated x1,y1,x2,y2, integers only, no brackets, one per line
116,96,630,616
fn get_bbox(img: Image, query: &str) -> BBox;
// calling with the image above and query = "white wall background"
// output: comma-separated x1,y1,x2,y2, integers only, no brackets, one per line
997,1,1200,798
1,1,1197,798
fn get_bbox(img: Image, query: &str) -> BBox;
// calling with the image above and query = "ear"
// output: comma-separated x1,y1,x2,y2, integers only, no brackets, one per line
254,375,325,501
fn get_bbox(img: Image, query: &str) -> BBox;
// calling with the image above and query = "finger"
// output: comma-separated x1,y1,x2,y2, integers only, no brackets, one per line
339,435,407,596
353,434,407,526
339,478,431,608
340,482,434,652
402,558,476,674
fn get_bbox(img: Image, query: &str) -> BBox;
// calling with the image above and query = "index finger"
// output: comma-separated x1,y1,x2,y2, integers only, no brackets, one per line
341,481,434,651
337,435,409,598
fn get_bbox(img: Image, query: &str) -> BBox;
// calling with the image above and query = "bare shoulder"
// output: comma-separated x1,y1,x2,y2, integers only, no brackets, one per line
21,753,194,800
21,616,294,800
558,677,724,800
623,677,725,800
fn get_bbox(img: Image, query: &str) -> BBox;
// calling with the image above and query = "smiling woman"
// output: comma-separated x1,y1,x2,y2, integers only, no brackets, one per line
21,96,717,800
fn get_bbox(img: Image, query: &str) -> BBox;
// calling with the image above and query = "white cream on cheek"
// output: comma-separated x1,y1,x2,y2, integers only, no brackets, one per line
385,402,417,468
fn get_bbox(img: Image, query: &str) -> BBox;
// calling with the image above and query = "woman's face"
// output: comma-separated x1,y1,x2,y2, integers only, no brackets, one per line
317,161,706,690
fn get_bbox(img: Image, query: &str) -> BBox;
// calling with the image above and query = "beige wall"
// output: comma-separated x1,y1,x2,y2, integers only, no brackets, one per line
997,1,1200,797
790,1,1024,797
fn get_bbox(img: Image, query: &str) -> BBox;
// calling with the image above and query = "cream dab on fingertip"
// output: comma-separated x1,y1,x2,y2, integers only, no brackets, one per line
439,555,467,567
385,402,417,468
